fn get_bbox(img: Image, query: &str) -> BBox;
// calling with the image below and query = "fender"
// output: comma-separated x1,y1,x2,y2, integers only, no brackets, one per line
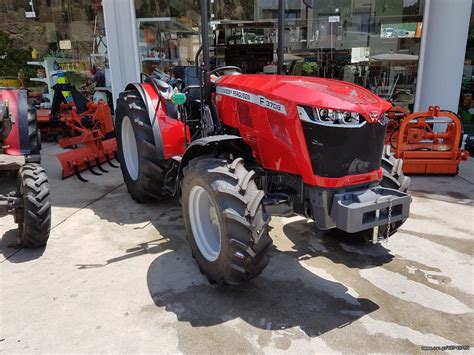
125,83,165,159
178,135,249,177
1,89,30,156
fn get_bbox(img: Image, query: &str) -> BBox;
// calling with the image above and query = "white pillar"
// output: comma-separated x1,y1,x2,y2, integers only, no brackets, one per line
103,0,141,105
414,0,472,114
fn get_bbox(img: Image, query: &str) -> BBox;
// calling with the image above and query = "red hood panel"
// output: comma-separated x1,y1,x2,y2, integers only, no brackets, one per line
217,74,392,122
289,80,378,105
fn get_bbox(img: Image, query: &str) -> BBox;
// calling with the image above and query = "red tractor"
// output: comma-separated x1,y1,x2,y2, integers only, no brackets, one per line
0,88,51,247
116,1,411,286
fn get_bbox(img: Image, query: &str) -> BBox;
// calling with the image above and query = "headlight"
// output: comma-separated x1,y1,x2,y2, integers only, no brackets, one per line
297,106,364,127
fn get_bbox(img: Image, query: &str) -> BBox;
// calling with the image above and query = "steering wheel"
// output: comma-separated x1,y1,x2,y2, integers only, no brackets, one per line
209,66,242,78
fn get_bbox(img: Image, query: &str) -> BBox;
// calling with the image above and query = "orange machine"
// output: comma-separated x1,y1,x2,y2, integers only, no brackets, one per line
37,83,118,181
56,99,118,181
385,106,469,175
36,107,72,141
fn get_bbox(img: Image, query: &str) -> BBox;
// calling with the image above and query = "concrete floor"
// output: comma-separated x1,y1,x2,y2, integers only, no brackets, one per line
1,144,473,353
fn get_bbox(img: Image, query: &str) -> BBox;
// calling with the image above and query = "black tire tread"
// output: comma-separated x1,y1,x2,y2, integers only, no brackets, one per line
381,148,411,192
182,157,272,286
16,163,51,247
27,99,41,155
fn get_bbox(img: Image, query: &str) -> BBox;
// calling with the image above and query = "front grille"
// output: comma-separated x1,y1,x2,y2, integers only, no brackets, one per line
301,120,387,177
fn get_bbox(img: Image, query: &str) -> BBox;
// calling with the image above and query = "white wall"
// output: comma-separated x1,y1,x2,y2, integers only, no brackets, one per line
103,0,141,106
415,0,472,114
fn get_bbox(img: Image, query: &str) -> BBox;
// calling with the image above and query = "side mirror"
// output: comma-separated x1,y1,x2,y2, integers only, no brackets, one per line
171,92,187,105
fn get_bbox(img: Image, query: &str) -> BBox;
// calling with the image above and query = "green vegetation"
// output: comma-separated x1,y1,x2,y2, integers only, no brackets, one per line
302,61,319,75
0,31,37,80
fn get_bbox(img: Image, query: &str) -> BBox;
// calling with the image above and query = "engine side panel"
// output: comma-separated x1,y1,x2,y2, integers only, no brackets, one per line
216,90,305,175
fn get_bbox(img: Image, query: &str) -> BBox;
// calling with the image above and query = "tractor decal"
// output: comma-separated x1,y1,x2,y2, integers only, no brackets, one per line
216,86,287,115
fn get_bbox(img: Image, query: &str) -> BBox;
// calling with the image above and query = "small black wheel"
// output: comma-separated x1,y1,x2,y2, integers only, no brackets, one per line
182,157,272,286
115,90,175,203
15,163,51,247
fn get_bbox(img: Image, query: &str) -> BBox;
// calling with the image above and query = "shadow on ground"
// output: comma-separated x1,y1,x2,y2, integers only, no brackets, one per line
0,229,46,262
68,192,384,337
96,202,389,337
146,247,379,337
282,219,395,269
58,183,392,337
74,199,184,269
79,186,394,271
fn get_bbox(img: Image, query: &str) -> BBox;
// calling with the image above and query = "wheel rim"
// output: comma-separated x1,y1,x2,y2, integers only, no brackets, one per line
188,185,221,262
121,116,139,181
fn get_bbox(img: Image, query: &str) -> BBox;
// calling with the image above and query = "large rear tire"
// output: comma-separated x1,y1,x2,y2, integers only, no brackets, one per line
115,90,174,203
15,163,51,247
182,157,272,286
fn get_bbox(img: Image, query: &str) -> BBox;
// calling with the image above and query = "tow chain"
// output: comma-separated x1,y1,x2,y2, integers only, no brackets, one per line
384,198,393,243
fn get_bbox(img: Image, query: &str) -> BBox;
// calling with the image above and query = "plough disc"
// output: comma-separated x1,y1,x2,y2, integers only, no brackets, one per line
57,138,118,181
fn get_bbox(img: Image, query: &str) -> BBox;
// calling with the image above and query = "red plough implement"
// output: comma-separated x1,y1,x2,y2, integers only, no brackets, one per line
385,106,469,175
56,101,118,181
42,83,119,181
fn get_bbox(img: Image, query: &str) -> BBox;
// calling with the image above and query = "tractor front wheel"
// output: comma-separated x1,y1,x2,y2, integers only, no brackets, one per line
15,163,51,247
182,157,272,286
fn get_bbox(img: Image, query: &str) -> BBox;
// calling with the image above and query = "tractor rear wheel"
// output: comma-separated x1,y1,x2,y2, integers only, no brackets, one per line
182,157,272,286
15,163,51,247
115,90,174,203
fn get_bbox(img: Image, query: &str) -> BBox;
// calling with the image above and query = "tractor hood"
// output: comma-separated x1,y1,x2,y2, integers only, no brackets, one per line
216,74,392,122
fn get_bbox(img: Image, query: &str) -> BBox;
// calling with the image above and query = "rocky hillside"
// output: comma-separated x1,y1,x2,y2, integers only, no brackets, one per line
0,0,101,55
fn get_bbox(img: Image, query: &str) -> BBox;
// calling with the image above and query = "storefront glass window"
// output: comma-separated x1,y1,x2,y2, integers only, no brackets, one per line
133,0,424,108
212,0,278,73
211,0,424,109
459,10,473,128
0,0,110,108
284,0,424,109
134,0,201,75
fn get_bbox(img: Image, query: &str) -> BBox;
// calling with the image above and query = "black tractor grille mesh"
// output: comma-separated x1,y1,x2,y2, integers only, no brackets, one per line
301,121,387,178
